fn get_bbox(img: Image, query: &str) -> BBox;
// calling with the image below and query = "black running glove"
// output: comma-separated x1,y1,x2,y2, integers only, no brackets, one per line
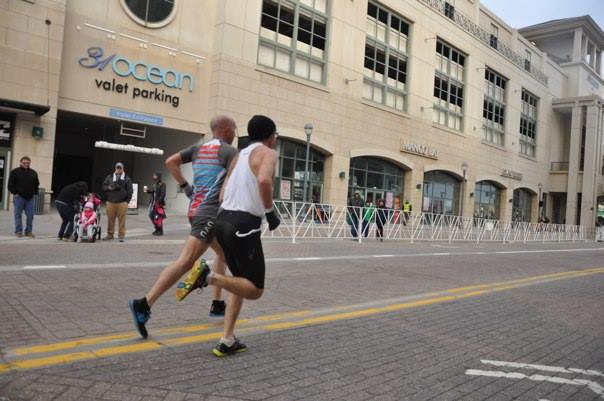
265,209,281,231
180,182,194,199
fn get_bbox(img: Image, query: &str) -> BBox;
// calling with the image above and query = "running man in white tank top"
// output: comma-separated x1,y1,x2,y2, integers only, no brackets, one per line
192,115,280,357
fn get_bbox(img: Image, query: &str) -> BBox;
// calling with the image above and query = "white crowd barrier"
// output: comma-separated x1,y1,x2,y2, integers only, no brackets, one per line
263,201,590,244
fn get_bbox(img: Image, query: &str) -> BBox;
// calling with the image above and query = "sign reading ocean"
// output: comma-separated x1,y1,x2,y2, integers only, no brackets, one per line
109,108,163,126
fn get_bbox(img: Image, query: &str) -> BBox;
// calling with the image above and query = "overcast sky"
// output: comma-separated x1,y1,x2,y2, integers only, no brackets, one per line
480,0,604,30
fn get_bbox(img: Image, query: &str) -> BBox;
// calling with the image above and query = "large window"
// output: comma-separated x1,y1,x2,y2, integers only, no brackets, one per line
519,89,538,157
363,2,410,112
423,171,460,215
483,68,507,146
513,188,533,222
474,181,501,219
277,139,325,202
258,0,328,84
433,40,465,131
349,157,404,208
237,137,325,202
121,0,177,28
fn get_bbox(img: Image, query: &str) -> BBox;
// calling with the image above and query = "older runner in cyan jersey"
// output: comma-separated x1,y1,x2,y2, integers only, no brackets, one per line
128,115,237,338
186,115,281,356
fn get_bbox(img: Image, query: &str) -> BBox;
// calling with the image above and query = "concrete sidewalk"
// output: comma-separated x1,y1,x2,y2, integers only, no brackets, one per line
0,206,190,241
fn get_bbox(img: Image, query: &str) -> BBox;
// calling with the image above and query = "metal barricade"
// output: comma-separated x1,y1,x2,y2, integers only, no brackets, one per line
267,201,589,244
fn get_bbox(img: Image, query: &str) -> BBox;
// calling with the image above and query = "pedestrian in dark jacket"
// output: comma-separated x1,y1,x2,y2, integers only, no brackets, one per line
8,156,39,238
347,192,364,239
144,172,167,236
376,199,387,242
102,162,133,242
55,181,88,241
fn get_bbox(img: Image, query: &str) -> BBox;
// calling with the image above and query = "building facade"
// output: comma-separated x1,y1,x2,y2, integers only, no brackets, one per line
1,0,603,226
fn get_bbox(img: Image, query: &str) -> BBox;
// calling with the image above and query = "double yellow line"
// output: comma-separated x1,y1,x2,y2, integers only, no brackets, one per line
1,267,603,373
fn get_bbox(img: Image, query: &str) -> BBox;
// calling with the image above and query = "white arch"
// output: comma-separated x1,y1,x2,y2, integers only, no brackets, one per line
237,127,335,156
512,185,538,195
276,126,335,155
423,164,464,181
349,148,414,170
474,176,508,189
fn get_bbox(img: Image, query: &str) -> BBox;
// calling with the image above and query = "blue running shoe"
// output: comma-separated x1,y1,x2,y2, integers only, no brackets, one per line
128,298,151,339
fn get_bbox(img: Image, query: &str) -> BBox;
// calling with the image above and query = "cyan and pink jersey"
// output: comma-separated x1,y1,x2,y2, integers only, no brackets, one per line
179,139,237,220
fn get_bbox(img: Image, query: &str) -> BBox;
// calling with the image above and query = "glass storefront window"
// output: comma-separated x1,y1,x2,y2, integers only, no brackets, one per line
513,188,533,222
348,157,404,208
239,137,325,202
474,181,500,219
422,171,460,215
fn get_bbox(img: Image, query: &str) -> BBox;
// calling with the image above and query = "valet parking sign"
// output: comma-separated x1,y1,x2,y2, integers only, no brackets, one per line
78,46,195,109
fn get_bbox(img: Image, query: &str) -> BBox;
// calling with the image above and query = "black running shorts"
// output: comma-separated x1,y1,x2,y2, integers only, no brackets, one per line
189,216,216,243
215,210,265,289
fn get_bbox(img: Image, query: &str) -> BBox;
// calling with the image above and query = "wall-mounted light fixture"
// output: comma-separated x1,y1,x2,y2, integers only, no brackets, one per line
32,126,43,139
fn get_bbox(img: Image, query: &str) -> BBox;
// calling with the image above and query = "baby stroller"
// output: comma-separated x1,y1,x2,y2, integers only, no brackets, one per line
73,193,102,242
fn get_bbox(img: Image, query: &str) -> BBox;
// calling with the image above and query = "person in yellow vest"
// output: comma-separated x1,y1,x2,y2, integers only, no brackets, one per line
403,200,412,226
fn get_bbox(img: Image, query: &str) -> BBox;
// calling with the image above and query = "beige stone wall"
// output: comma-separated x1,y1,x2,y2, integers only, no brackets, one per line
4,0,597,222
206,0,570,221
0,0,66,197
58,0,219,133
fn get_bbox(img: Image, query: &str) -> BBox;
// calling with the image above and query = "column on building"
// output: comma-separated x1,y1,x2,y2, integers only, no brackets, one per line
324,155,351,206
580,103,604,226
404,169,423,218
572,28,583,62
566,106,583,224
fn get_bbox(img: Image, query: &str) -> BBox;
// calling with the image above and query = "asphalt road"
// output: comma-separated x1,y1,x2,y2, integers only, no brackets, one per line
0,236,603,401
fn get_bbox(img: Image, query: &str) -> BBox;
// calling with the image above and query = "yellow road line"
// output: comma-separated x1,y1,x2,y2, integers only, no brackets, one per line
13,333,137,356
162,331,224,346
155,321,223,335
2,268,602,373
14,270,593,358
93,341,163,357
11,352,94,370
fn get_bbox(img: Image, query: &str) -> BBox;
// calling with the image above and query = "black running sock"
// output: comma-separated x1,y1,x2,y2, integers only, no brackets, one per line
140,297,150,311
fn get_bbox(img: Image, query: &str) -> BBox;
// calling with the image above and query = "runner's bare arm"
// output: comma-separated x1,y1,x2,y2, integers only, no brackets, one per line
219,155,239,203
256,149,278,210
165,152,187,186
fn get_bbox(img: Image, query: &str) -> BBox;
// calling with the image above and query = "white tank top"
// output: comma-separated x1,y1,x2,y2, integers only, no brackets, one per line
221,142,265,217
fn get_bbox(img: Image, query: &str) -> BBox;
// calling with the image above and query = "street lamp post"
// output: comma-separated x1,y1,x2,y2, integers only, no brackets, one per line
303,123,313,203
538,183,543,220
460,162,468,217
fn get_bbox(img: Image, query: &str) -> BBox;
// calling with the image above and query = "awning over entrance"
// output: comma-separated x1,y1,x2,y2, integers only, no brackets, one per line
0,98,50,116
